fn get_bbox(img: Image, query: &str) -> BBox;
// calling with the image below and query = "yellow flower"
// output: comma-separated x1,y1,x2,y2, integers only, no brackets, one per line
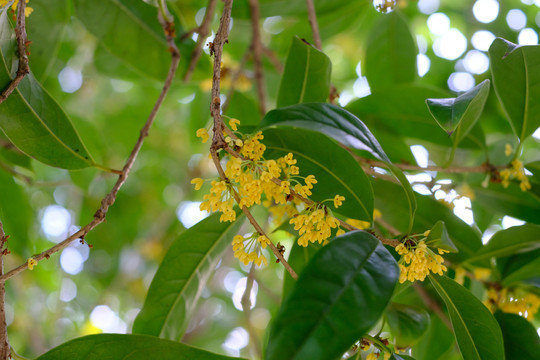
505,143,513,156
333,195,345,208
6,0,33,17
196,128,209,143
346,218,371,230
229,118,240,131
366,353,378,360
190,178,204,190
27,258,38,270
396,240,448,283
473,268,491,281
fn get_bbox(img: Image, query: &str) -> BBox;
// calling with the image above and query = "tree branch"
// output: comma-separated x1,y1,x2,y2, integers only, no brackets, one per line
0,0,30,105
0,5,181,283
0,221,10,360
248,0,266,116
241,265,262,359
183,0,217,82
305,0,322,50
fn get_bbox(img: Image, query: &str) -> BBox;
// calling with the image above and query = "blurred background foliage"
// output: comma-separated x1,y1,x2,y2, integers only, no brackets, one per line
0,0,540,358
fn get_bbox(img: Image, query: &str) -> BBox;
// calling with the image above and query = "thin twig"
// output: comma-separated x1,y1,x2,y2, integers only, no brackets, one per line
305,0,322,50
0,0,29,105
262,45,283,73
248,0,266,116
0,221,10,359
241,265,262,359
0,6,181,283
183,0,217,82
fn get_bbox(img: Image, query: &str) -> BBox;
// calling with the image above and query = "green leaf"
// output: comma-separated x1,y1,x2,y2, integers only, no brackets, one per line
0,11,94,169
276,37,331,108
500,249,540,287
266,231,399,360
282,241,321,301
347,84,484,149
412,316,455,360
386,303,430,348
0,136,31,170
260,103,416,232
27,0,70,81
472,183,540,225
489,38,540,140
425,221,458,253
365,11,416,89
35,334,245,360
132,211,244,340
262,126,374,221
467,224,540,264
426,80,490,144
0,170,31,255
495,311,540,360
391,354,416,360
74,0,199,82
429,275,505,360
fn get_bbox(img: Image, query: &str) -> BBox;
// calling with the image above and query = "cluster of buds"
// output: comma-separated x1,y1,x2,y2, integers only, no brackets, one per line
485,288,540,320
500,159,531,192
395,232,449,283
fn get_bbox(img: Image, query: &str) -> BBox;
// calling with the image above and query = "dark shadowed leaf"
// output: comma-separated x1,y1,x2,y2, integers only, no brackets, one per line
276,37,331,107
500,248,540,287
266,231,399,360
489,38,540,140
133,211,244,340
0,10,94,169
412,316,455,360
386,303,430,348
35,334,246,360
262,126,374,221
0,170,31,255
429,275,504,360
365,11,416,89
495,311,540,360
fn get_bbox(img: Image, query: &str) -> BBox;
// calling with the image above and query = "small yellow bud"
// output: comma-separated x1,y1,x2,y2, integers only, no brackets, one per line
28,258,38,270
505,143,513,156
196,128,209,143
229,118,240,131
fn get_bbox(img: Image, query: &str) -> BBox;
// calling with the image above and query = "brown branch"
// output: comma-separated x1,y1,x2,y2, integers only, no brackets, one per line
241,265,262,359
305,0,322,50
0,221,10,360
262,45,283,73
0,0,29,105
0,6,181,283
183,0,217,82
248,0,266,116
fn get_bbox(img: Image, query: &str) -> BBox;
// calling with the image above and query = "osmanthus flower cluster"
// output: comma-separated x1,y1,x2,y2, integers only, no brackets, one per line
192,119,348,266
485,287,540,320
0,0,33,16
499,158,531,192
395,231,449,283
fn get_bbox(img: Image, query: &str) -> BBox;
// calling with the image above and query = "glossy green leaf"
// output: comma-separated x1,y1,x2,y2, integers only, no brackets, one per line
412,316,455,360
426,80,490,144
425,221,458,252
36,334,245,360
391,354,416,360
0,136,31,170
467,224,540,265
500,248,540,287
365,11,416,89
262,126,373,221
260,103,416,232
266,231,399,360
27,0,69,81
429,275,505,360
74,0,199,81
489,38,540,140
347,84,484,149
495,311,540,360
386,303,430,348
0,11,94,169
0,170,30,255
133,211,244,340
472,183,540,225
276,37,331,107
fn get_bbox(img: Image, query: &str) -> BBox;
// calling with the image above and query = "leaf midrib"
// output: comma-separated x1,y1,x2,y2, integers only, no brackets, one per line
298,46,311,104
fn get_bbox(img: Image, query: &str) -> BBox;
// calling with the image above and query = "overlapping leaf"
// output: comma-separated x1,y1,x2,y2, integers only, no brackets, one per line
266,231,399,360
386,303,430,348
262,126,373,221
495,311,540,360
429,275,504,360
489,38,540,140
36,334,245,360
133,211,244,340
277,37,331,107
0,10,95,169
